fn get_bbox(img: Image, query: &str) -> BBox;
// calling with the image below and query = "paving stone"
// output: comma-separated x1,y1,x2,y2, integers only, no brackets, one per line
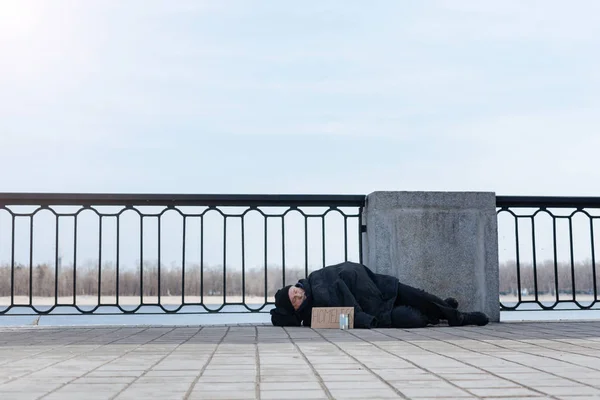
468,387,545,397
321,374,377,383
115,391,188,400
535,386,600,396
189,392,255,400
328,388,401,398
145,370,200,377
391,380,459,390
452,379,521,388
261,389,329,399
203,369,256,376
326,380,392,390
478,398,551,400
573,378,600,387
198,375,257,383
45,393,121,400
261,375,319,383
399,387,473,398
408,398,478,400
556,397,600,400
73,376,137,385
260,381,322,390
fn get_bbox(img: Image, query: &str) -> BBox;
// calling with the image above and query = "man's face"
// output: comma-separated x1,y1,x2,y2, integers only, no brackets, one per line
288,286,306,311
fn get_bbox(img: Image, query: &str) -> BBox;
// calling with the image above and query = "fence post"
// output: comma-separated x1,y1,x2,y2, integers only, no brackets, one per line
363,191,500,322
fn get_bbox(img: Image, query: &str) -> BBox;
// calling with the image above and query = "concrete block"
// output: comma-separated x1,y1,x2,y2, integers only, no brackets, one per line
363,191,500,322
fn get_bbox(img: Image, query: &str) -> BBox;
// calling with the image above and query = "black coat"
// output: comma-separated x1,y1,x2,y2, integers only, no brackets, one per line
270,261,399,328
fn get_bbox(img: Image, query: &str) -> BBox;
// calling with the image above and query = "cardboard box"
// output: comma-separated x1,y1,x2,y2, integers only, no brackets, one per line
311,307,354,329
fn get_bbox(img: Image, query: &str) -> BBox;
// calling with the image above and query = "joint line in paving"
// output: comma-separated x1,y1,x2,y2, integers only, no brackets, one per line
457,323,600,358
451,324,600,372
36,327,171,400
309,329,408,399
435,325,600,390
0,327,122,369
374,328,563,399
182,327,230,400
254,326,261,400
1,327,148,389
104,327,204,400
283,327,335,400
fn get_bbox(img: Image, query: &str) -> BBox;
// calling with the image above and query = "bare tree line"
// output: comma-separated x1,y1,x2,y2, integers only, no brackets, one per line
1,260,598,298
499,260,599,295
0,262,306,298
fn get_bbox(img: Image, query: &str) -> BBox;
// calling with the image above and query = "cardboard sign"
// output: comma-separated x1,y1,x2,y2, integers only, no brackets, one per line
311,307,354,329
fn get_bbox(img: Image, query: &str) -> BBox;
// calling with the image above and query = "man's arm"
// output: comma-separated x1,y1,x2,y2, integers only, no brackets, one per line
332,278,378,329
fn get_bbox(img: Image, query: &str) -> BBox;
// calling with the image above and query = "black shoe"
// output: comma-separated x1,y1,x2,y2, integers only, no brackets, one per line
462,312,489,326
444,297,459,309
448,311,489,327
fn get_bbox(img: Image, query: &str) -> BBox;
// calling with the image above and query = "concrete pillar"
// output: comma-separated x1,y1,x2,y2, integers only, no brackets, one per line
363,191,500,322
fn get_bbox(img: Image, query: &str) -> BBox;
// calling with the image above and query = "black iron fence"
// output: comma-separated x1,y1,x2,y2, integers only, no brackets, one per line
0,193,365,315
497,196,600,311
3,193,599,317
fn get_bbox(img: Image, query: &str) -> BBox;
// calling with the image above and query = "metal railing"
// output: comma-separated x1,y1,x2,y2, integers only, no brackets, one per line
4,193,599,317
0,193,365,315
497,196,600,311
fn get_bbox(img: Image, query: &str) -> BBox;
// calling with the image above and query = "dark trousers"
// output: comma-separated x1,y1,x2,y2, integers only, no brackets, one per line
391,282,461,328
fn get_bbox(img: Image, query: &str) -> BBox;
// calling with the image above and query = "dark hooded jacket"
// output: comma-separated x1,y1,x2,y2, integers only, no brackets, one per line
270,261,399,328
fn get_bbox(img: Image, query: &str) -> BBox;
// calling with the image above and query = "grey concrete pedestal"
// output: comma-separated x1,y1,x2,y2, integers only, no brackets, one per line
363,192,500,322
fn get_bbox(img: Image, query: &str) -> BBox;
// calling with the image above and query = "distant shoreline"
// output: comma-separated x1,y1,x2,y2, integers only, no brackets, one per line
0,295,274,306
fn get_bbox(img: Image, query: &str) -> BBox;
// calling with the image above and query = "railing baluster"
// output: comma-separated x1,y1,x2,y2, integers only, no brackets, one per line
552,216,559,304
74,214,78,304
359,206,364,265
200,215,204,305
321,215,326,268
264,215,268,304
182,216,186,304
29,216,33,306
304,215,308,278
116,214,120,306
55,214,59,307
569,216,576,301
158,215,161,305
140,216,144,304
10,215,15,307
241,216,246,304
281,215,285,286
515,217,522,304
98,215,102,306
531,217,539,303
591,217,598,300
344,215,348,262
223,215,227,305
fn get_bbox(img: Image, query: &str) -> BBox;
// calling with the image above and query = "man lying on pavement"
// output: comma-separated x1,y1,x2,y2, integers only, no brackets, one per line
270,261,489,329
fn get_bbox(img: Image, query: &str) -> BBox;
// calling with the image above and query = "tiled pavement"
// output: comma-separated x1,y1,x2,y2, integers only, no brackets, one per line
1,322,600,400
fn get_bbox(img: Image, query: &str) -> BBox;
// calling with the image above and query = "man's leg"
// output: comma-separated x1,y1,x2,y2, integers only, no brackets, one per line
391,306,429,328
395,282,488,326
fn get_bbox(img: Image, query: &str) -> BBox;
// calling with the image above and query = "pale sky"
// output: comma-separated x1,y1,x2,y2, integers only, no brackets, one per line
2,0,600,196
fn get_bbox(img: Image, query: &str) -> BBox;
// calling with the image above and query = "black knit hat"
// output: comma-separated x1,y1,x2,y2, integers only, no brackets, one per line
274,285,294,314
